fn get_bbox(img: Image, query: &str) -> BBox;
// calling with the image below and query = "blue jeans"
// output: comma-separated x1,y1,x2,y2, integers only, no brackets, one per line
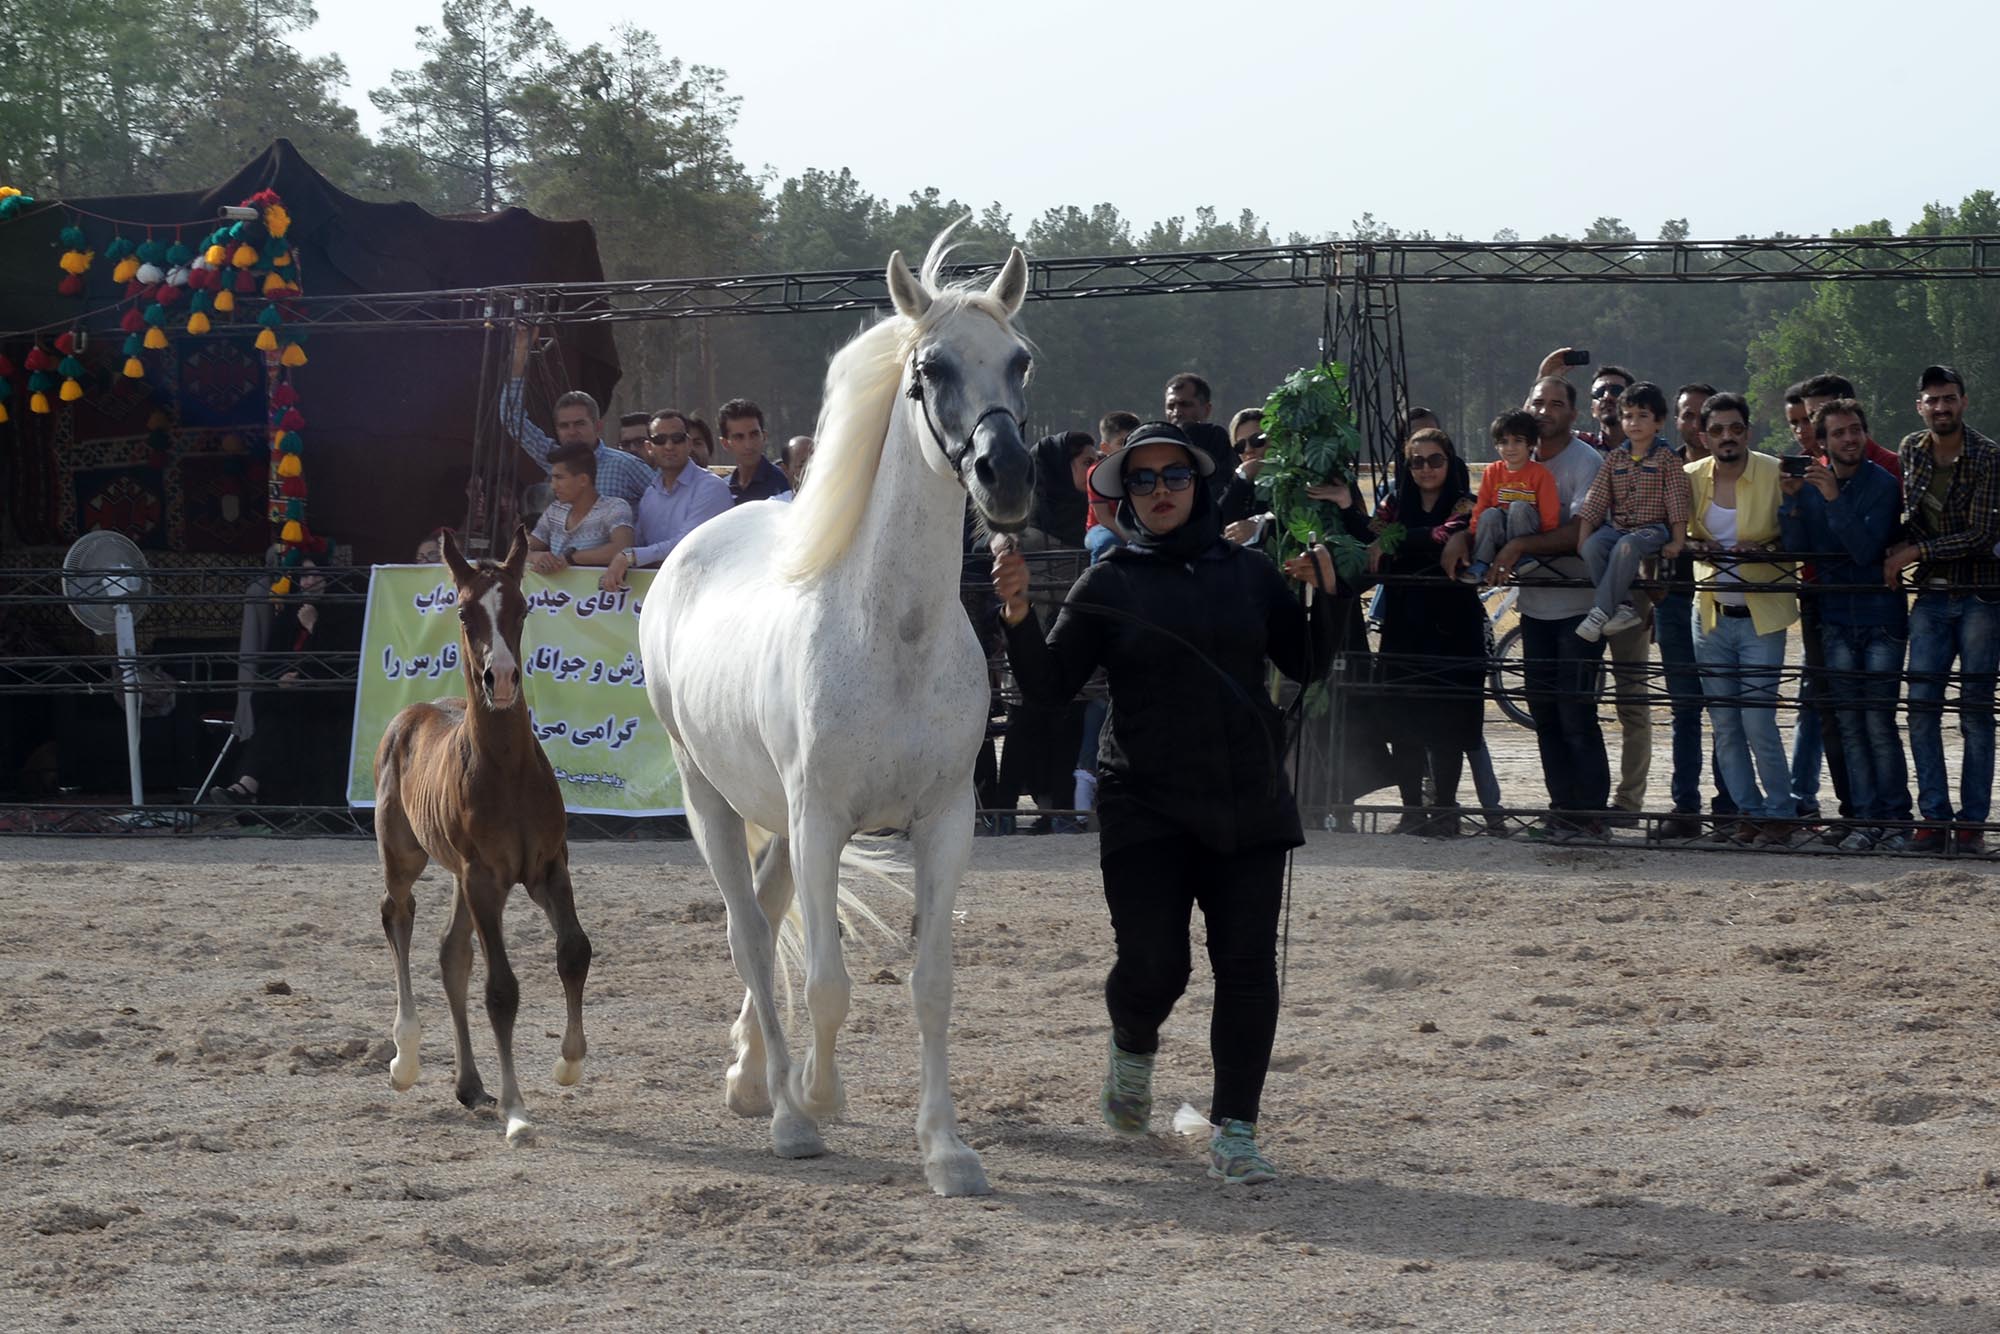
1077,698,1108,771
1085,524,1123,565
1581,523,1669,617
1906,592,1999,824
1695,613,1794,821
1520,613,1610,818
1820,622,1912,826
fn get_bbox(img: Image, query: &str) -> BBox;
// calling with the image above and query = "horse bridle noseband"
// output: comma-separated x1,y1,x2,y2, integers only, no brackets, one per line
907,355,1021,486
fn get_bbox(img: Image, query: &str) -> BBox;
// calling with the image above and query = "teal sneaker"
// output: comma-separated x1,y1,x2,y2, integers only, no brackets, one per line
1208,1118,1278,1185
1101,1040,1155,1137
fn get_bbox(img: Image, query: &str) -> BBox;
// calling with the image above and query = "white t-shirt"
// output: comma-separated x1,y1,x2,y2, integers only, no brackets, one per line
1704,499,1748,605
1517,436,1607,622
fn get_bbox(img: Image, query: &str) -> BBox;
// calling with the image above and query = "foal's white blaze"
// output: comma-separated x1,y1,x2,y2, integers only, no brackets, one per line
478,584,520,708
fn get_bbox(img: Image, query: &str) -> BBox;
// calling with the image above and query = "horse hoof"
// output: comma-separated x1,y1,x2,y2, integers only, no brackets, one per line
925,1147,991,1198
456,1084,496,1111
505,1114,537,1145
771,1112,824,1160
552,1055,584,1087
798,1083,846,1123
389,1053,421,1091
725,1068,772,1118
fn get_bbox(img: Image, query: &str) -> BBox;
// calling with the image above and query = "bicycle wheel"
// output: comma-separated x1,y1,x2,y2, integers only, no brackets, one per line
1491,623,1533,729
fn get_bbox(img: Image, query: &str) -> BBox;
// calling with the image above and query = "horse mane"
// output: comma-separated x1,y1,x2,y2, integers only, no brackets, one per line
777,230,1016,584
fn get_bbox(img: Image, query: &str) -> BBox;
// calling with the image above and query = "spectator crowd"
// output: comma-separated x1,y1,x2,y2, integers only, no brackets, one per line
988,360,1997,856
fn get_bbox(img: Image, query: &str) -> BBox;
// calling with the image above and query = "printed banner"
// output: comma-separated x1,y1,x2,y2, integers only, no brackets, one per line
346,565,680,815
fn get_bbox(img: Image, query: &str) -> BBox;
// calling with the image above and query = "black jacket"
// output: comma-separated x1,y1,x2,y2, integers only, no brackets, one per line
1004,537,1336,856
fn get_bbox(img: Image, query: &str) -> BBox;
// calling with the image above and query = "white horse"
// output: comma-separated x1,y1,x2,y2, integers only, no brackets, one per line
638,237,1036,1196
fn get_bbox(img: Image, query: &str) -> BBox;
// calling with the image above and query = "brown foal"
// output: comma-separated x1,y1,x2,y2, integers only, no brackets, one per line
372,526,591,1141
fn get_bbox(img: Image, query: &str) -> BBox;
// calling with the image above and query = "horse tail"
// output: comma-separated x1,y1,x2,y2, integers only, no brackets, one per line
743,821,908,1011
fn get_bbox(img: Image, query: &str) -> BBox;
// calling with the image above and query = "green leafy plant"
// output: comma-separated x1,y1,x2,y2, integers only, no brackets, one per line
1253,361,1400,580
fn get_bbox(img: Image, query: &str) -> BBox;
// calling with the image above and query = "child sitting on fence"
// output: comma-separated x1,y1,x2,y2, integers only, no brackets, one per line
1573,381,1690,642
1460,409,1560,586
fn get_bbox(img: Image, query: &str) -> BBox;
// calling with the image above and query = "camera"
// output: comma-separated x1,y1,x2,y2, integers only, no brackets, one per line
1779,455,1811,478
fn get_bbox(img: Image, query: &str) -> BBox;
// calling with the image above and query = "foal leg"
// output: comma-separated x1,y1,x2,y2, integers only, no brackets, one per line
791,805,853,1124
440,878,491,1111
376,803,428,1091
465,867,532,1142
682,757,818,1157
726,830,796,1117
527,858,592,1087
907,788,989,1196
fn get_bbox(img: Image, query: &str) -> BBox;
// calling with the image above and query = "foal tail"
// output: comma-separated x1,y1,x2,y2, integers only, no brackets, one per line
743,822,907,1001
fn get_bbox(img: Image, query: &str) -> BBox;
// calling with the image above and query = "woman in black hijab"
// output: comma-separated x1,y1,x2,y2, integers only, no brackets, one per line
1367,426,1485,834
991,420,1336,1186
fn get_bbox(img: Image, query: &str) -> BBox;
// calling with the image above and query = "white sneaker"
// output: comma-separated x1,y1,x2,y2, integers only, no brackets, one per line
1575,607,1609,642
1601,603,1643,636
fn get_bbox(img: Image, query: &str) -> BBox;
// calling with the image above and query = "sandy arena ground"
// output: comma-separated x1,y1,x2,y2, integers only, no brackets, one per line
4,832,1997,1332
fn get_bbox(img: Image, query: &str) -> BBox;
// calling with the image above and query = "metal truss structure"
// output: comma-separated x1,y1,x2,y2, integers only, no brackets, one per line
12,234,2000,840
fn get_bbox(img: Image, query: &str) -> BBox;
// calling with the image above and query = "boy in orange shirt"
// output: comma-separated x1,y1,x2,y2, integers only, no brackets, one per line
1460,409,1562,585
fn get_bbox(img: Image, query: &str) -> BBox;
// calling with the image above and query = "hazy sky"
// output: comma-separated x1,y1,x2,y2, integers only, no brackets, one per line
299,0,2000,244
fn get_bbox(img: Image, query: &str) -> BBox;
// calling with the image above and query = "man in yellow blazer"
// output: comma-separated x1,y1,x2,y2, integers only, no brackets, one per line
1685,393,1802,846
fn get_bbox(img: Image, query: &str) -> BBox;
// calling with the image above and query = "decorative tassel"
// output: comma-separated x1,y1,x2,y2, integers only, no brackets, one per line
255,328,278,352
270,576,292,596
265,204,291,238
214,289,235,313
280,342,307,367
57,274,84,296
231,243,258,268
0,401,8,424
262,270,287,295
166,242,192,266
57,355,84,379
276,452,302,478
233,269,256,294
278,408,305,432
144,327,169,350
279,477,307,498
30,391,50,414
187,311,211,335
122,333,143,357
60,378,83,402
121,308,146,334
113,257,140,283
135,262,165,285
205,244,227,266
271,383,298,407
123,357,145,378
280,520,303,543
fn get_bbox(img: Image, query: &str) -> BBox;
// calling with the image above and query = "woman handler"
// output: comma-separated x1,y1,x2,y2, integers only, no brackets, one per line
991,420,1337,1185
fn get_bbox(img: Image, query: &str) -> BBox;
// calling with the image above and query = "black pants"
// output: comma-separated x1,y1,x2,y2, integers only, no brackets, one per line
1520,613,1611,818
1101,834,1286,1125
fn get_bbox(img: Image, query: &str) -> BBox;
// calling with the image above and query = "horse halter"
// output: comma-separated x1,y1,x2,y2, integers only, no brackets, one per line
906,355,1021,486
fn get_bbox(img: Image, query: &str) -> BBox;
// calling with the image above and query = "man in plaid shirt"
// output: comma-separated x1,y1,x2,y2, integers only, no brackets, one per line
1573,381,1692,642
1884,364,2000,853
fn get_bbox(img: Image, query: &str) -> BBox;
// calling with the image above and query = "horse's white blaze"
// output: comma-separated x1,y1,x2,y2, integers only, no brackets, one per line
478,584,519,705
640,231,1028,1196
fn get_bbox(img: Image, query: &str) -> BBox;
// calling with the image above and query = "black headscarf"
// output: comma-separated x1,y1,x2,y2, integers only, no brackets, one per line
1391,431,1472,527
1029,432,1091,549
1114,441,1221,563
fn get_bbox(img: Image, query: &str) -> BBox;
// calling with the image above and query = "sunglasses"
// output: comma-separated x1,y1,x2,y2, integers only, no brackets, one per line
1591,383,1626,400
1126,464,1195,496
648,430,690,446
1407,453,1449,470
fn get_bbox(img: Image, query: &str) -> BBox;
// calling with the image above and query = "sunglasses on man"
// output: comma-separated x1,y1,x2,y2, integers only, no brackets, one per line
1125,464,1195,496
648,429,691,446
1591,383,1626,401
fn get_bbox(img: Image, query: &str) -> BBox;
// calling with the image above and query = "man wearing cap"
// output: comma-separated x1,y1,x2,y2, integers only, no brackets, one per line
1885,365,2000,853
